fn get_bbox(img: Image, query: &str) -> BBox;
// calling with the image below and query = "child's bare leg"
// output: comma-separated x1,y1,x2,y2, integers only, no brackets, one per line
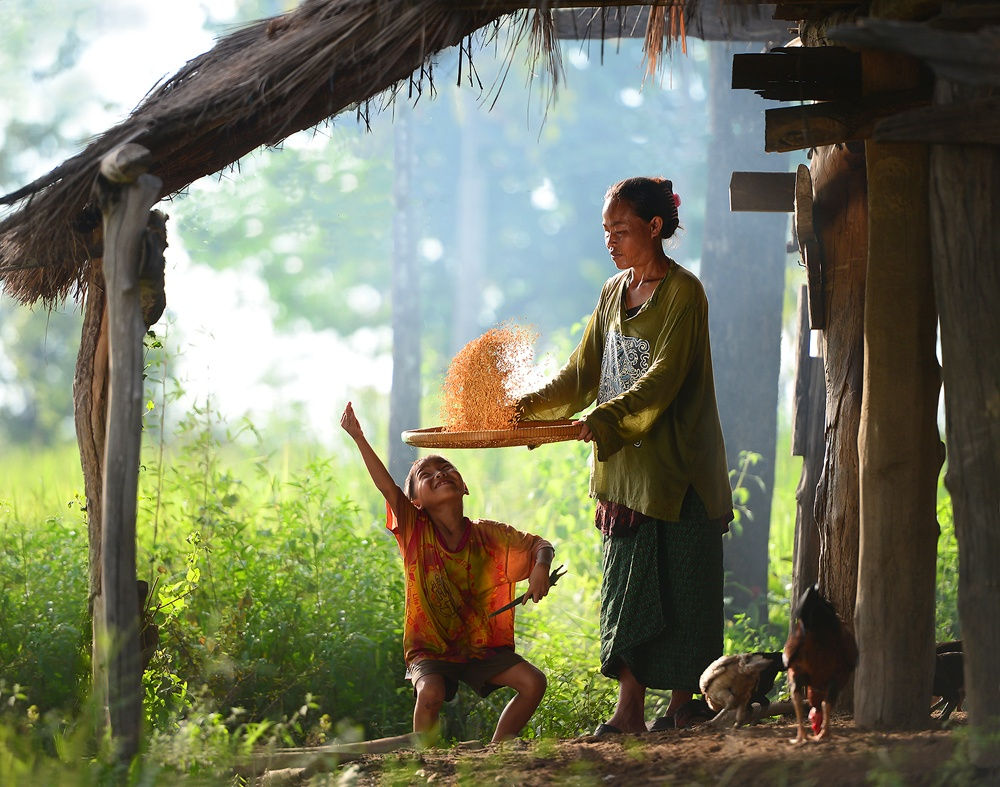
488,662,547,742
606,665,647,733
413,674,446,738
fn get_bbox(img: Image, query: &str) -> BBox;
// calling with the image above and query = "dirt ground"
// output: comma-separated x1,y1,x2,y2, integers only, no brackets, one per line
324,712,986,786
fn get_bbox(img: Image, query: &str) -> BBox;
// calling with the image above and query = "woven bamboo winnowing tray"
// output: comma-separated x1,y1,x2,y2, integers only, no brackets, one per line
401,419,579,449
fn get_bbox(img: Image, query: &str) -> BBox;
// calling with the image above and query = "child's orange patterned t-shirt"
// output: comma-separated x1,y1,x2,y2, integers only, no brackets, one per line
386,500,551,665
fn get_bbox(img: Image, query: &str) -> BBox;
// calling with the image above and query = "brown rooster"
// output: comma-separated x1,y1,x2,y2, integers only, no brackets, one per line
783,584,858,744
699,651,785,728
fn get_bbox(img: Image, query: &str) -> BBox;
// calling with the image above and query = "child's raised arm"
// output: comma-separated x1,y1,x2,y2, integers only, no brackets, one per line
340,402,404,509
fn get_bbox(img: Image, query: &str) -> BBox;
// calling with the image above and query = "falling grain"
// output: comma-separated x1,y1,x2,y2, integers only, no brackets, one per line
440,323,541,432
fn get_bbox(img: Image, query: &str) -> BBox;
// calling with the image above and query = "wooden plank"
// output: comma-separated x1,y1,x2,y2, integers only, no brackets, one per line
774,2,849,22
874,98,1000,145
765,88,931,152
732,48,861,102
97,144,161,764
554,5,788,42
828,18,1000,87
729,171,796,212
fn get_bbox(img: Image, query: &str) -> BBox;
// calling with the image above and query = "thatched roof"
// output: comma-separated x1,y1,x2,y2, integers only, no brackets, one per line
0,0,782,307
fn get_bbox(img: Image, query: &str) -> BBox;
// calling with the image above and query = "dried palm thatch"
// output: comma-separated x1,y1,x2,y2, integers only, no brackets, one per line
0,1,699,308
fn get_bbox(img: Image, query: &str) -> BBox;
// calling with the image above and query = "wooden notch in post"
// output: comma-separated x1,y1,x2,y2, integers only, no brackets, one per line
96,142,162,764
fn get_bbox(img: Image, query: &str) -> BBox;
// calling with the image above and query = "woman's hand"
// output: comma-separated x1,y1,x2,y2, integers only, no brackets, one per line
525,563,552,604
574,419,593,443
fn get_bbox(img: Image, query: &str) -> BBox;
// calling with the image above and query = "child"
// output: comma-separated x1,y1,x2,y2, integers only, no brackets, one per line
340,402,554,743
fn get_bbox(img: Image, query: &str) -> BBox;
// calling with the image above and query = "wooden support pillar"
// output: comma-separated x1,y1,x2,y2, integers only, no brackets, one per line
854,51,942,730
94,143,162,763
929,77,1000,769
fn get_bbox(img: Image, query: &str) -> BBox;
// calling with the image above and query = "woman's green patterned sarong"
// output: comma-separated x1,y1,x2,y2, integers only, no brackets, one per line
599,488,724,691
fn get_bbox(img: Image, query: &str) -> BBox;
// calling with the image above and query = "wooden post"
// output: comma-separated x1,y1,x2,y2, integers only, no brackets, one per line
95,143,161,762
790,285,824,615
854,50,942,730
811,141,868,697
929,77,1000,768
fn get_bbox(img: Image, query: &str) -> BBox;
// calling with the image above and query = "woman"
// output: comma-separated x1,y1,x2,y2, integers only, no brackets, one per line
518,176,733,735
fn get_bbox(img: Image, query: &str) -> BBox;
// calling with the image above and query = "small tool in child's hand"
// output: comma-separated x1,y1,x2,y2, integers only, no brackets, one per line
490,564,567,617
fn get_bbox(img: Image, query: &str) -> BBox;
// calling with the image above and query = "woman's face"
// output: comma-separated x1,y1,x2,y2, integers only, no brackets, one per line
602,197,660,271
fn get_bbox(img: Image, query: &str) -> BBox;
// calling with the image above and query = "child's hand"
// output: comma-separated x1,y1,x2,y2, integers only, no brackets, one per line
525,563,551,604
340,401,364,441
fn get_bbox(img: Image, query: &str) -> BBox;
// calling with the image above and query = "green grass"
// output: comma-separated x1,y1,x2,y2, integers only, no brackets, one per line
0,395,961,781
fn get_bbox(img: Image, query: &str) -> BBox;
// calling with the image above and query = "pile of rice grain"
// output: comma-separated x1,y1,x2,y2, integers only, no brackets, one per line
441,323,540,432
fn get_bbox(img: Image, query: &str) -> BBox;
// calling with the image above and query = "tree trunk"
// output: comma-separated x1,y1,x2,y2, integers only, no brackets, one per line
790,285,824,614
702,41,787,622
929,78,1000,768
96,145,162,764
72,258,110,737
811,141,867,713
389,101,420,484
450,89,486,353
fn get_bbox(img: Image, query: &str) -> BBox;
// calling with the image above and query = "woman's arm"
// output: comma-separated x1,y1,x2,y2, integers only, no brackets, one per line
519,303,605,421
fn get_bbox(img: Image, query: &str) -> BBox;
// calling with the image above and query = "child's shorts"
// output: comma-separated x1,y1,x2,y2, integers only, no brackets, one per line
406,647,525,701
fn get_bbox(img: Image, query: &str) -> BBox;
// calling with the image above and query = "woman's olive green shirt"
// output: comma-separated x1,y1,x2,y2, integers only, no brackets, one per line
519,264,733,524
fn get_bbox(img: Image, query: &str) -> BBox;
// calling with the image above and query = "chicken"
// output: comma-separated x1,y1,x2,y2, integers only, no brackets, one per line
782,584,858,744
699,651,785,728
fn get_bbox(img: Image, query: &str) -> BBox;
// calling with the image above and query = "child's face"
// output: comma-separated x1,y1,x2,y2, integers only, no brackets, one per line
409,456,467,507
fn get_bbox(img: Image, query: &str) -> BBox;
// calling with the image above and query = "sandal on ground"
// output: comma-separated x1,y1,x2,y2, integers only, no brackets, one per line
592,722,624,738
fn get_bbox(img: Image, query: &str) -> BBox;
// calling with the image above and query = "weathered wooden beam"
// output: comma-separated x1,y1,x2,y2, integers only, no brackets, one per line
764,87,930,152
554,4,788,42
874,97,1000,145
828,18,1000,87
96,143,161,764
732,47,861,102
773,1,852,22
729,170,795,212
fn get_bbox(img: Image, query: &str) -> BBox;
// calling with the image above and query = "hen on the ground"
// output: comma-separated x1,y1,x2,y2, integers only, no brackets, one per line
699,651,785,728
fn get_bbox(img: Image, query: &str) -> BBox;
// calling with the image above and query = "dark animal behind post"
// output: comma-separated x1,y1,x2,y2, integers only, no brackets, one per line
931,651,964,722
